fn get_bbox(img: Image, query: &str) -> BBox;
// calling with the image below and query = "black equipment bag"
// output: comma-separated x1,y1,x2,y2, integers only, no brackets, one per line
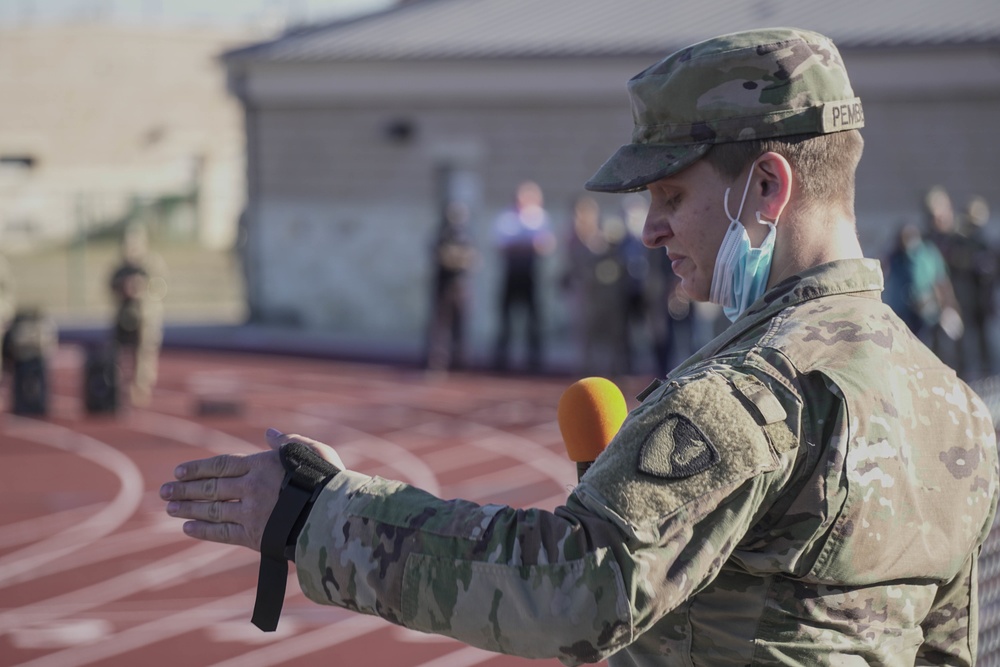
84,345,119,415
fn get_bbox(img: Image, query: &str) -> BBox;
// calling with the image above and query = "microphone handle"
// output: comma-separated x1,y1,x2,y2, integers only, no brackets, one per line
577,461,593,482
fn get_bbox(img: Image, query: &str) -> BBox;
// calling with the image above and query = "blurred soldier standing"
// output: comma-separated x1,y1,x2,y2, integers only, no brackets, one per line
424,202,477,372
0,251,15,377
162,28,999,666
951,195,997,378
109,224,164,406
923,185,966,364
562,195,630,376
883,221,955,341
492,180,556,372
2,307,56,415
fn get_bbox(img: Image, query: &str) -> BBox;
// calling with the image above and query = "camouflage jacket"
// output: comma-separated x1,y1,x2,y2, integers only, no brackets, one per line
295,258,999,666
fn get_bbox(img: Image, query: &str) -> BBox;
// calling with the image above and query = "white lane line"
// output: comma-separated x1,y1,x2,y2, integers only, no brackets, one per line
146,543,256,592
10,618,114,650
126,410,265,454
10,578,291,667
253,405,568,512
466,427,576,488
204,614,386,667
412,645,502,667
447,463,551,499
245,405,444,496
335,433,443,496
0,541,246,633
392,624,521,667
204,601,528,667
0,518,179,590
0,503,105,550
0,418,145,587
419,444,503,473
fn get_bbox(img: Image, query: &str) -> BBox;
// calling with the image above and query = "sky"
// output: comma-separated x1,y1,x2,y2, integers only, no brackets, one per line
0,0,396,30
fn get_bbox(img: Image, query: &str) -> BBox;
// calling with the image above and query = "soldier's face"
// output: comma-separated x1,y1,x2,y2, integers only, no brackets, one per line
641,159,732,302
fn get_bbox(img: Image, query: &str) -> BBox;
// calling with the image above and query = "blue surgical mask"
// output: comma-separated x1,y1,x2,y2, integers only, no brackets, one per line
709,159,778,321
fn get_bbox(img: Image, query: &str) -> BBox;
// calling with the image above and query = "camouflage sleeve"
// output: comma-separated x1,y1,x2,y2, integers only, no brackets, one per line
294,369,795,664
295,469,635,664
573,368,796,641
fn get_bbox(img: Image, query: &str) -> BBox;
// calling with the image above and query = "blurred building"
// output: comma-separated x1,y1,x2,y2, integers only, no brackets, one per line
0,24,253,251
223,0,1000,359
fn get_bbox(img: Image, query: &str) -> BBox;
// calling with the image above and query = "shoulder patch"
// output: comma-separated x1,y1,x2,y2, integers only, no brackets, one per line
581,370,783,530
639,414,720,478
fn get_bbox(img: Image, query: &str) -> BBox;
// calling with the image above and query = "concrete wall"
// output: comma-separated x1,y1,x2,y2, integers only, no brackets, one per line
847,46,1000,254
246,99,632,355
237,45,1000,361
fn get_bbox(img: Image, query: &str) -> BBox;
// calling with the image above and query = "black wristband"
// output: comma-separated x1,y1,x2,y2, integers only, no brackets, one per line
251,442,340,632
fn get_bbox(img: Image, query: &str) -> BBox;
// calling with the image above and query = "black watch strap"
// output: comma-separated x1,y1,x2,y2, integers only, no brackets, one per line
251,442,339,631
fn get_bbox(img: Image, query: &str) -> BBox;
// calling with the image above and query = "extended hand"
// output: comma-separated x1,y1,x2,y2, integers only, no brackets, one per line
160,429,344,551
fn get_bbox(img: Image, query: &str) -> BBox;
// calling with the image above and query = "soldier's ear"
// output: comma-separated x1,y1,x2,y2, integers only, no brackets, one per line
754,152,792,223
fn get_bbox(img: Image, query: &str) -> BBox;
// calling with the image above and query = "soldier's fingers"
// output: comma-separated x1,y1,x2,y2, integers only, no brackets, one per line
166,499,242,525
265,427,285,450
180,519,251,548
173,454,251,481
161,476,244,502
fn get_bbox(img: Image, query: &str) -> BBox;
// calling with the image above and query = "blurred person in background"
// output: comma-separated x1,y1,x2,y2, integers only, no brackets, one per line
109,223,165,406
562,194,608,373
161,28,999,666
618,190,700,377
616,196,649,374
0,251,15,377
651,250,696,377
491,180,556,372
922,185,966,364
882,220,959,342
562,194,630,377
2,306,56,416
424,201,477,372
951,195,997,378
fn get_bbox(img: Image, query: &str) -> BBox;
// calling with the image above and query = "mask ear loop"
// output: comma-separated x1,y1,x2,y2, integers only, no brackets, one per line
755,211,779,227
712,159,759,308
750,211,779,252
724,158,760,225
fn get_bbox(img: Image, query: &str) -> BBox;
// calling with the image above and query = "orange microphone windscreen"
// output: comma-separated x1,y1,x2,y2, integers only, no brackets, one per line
558,377,628,464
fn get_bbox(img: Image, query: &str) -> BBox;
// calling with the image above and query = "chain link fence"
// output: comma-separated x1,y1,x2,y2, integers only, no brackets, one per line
972,376,1000,664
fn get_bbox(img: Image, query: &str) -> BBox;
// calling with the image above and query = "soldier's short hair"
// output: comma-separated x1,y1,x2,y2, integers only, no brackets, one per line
703,130,864,214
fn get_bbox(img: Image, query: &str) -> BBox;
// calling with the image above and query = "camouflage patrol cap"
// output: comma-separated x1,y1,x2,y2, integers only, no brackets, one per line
585,27,864,193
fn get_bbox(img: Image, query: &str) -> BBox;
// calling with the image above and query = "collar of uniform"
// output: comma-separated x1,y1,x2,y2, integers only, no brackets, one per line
661,259,883,386
741,258,884,323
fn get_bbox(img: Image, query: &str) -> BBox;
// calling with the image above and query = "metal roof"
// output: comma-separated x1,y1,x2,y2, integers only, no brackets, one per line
223,0,1000,63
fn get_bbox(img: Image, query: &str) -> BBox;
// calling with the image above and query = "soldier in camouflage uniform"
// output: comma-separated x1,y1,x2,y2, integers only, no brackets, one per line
161,28,1000,665
109,224,164,406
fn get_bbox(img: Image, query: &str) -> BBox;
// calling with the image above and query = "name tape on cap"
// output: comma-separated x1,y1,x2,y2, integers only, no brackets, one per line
821,98,865,132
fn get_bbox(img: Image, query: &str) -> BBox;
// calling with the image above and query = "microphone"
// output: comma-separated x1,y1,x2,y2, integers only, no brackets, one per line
557,377,628,481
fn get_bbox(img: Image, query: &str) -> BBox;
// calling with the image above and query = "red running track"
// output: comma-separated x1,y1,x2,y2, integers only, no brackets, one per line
0,347,645,667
